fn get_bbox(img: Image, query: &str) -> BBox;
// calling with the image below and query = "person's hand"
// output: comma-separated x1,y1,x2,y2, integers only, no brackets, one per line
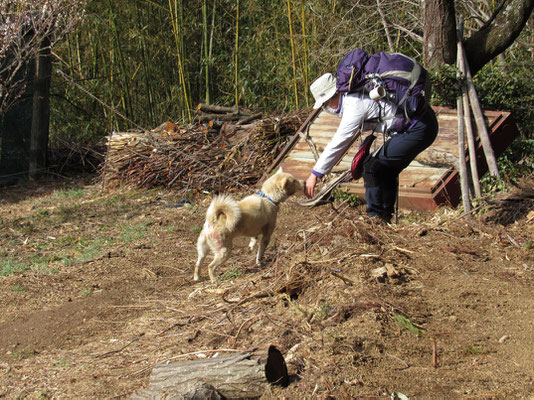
304,173,317,198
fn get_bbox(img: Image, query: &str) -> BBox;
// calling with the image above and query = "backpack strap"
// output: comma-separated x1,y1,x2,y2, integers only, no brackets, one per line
380,55,422,107
348,66,356,92
397,59,422,107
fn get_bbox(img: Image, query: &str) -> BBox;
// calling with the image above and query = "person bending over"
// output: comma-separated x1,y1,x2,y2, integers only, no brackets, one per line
304,71,438,223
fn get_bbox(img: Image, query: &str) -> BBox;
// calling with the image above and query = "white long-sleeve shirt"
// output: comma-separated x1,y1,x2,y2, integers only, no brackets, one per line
312,92,397,177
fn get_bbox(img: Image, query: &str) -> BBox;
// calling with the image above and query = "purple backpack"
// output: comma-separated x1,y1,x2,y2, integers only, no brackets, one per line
336,49,370,93
336,49,429,121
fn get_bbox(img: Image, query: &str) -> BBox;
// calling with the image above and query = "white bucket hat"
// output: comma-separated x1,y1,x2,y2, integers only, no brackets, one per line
310,73,337,109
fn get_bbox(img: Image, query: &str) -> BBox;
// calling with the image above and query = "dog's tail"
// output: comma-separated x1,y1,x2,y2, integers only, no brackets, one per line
206,195,241,233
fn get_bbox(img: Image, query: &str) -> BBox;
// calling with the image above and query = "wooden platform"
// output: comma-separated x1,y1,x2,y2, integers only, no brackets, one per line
269,106,520,211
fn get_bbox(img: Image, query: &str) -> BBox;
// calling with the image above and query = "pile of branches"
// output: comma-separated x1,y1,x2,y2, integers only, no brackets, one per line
100,106,309,191
48,138,106,175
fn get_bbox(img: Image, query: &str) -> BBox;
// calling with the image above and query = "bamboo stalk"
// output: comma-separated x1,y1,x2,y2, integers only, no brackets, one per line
209,0,216,90
75,32,82,77
66,34,74,76
107,8,118,131
168,0,192,121
457,93,471,215
287,0,299,108
300,3,309,107
202,0,209,104
108,0,134,124
462,88,482,197
135,1,156,127
234,0,240,107
457,19,481,198
91,32,98,84
457,20,471,215
395,2,406,49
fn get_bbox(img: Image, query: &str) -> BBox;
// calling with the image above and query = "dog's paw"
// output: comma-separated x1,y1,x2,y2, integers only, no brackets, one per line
209,279,219,287
208,273,219,286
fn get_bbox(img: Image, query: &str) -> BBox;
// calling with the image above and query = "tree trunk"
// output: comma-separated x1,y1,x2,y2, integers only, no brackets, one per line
423,0,534,75
464,0,534,75
423,0,457,69
0,62,34,184
29,37,52,179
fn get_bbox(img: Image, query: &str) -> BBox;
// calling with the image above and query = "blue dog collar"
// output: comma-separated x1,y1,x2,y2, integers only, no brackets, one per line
256,191,279,207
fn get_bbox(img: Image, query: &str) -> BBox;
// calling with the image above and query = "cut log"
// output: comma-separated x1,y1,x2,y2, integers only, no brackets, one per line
196,103,238,114
196,112,242,124
236,112,263,126
131,347,289,399
133,381,224,400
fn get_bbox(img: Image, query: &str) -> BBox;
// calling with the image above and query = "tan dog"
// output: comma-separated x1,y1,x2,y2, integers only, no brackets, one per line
194,169,304,283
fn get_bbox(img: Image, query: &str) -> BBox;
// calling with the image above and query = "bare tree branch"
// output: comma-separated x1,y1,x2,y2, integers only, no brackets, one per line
377,0,395,52
0,0,85,113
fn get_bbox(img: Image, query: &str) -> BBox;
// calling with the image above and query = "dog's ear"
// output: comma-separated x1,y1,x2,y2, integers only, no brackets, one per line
277,166,284,174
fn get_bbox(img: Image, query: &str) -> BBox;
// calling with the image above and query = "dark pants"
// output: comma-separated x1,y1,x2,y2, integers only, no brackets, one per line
362,105,438,220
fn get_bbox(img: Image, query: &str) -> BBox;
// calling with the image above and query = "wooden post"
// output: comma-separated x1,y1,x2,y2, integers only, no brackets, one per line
456,19,472,215
456,20,481,198
461,93,482,198
458,41,500,178
456,93,472,215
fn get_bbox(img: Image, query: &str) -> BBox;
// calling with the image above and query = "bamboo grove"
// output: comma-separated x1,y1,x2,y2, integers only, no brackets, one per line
49,0,534,143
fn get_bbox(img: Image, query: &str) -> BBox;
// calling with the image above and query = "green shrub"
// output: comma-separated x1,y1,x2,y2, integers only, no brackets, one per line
430,63,534,139
480,138,534,192
473,64,534,138
332,187,364,207
429,64,458,109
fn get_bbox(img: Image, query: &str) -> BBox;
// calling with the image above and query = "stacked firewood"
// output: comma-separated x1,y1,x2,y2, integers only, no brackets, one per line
100,106,309,191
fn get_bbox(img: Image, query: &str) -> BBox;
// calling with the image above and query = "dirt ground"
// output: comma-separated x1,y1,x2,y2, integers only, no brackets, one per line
0,175,533,399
